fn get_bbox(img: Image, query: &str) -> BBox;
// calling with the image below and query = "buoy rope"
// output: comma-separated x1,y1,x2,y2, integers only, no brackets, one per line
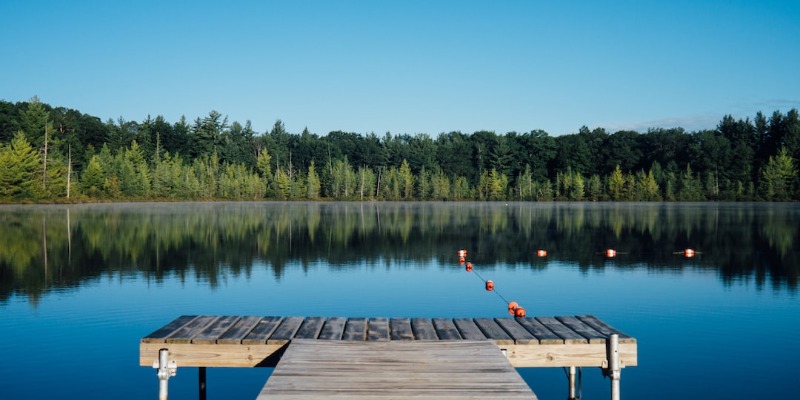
470,264,513,307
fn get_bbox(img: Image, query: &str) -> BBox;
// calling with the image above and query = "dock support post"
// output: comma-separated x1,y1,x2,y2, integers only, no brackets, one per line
607,334,621,400
153,348,177,400
568,366,580,400
199,367,207,400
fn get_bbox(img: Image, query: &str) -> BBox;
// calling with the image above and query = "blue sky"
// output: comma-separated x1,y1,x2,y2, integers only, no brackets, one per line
2,0,799,136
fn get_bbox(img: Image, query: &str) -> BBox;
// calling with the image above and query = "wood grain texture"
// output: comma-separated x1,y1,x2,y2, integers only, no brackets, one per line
342,318,367,341
142,315,197,343
576,315,636,343
495,318,537,344
367,317,390,341
474,318,514,345
504,342,639,368
556,316,605,344
432,318,462,340
139,315,638,372
243,317,283,345
166,316,218,344
411,318,438,341
390,317,414,340
318,317,346,340
192,316,240,344
453,318,487,340
140,342,285,367
515,317,563,344
294,317,325,339
535,317,587,344
257,340,537,399
268,316,304,344
217,316,262,344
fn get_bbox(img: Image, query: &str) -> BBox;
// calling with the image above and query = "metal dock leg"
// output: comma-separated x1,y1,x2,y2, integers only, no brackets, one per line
607,334,621,400
153,348,177,400
568,366,581,400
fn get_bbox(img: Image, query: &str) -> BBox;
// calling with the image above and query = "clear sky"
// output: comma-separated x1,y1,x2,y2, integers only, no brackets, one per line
2,0,799,137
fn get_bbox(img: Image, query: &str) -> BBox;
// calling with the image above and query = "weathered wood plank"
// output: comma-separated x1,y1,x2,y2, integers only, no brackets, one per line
192,316,241,344
556,316,605,344
166,316,219,344
535,317,587,344
576,315,636,343
432,318,462,340
140,342,285,367
453,318,487,340
411,318,438,340
389,318,414,340
258,340,537,399
217,316,262,344
495,318,537,344
504,342,638,368
295,317,325,339
516,317,563,344
243,317,283,345
342,318,367,341
367,317,389,341
318,317,346,340
142,315,198,343
474,318,514,345
268,316,305,344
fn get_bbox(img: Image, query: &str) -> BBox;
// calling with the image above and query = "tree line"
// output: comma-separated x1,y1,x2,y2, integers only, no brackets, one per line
0,96,798,202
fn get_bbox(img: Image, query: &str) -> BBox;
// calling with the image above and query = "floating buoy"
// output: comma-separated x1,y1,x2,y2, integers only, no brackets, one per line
459,257,466,265
514,307,526,318
465,262,473,272
684,248,696,258
536,249,547,257
605,249,617,258
507,301,519,311
485,280,494,291
458,249,467,258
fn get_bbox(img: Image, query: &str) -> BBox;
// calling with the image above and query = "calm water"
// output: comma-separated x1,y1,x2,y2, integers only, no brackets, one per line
1,202,798,399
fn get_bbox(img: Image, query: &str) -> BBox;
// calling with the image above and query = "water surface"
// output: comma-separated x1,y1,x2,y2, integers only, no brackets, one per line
1,202,797,399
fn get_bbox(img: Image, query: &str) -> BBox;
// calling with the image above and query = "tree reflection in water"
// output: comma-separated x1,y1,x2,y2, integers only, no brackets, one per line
1,201,797,303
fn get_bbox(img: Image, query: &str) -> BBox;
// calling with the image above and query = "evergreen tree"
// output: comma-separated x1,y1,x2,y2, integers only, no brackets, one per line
306,161,321,199
399,159,414,199
81,155,106,198
0,132,42,198
608,165,625,201
760,147,797,201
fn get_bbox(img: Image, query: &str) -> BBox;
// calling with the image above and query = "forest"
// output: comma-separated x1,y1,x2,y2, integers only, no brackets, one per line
0,97,798,202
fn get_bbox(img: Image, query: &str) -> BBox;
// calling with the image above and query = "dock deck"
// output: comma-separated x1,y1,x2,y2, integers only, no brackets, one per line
140,315,636,399
258,339,537,399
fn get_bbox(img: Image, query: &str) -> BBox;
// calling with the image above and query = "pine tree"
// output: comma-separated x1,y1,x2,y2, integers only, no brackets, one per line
760,147,797,200
608,165,625,200
306,161,321,199
0,132,42,198
81,155,106,198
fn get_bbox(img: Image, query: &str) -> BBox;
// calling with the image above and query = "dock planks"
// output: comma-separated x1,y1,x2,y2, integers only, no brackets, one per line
140,315,637,368
257,339,537,399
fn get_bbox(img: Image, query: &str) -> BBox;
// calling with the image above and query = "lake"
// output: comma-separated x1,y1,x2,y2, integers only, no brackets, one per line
1,202,798,399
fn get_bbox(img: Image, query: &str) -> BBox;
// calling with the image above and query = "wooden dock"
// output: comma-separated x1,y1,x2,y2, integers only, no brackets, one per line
141,315,637,399
258,339,537,399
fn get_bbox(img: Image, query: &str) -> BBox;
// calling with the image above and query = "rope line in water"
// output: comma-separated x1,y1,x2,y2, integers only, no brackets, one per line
459,250,525,317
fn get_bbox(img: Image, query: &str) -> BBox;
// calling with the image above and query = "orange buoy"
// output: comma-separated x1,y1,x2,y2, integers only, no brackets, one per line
536,249,547,257
507,301,519,315
514,307,526,318
485,280,494,291
684,248,696,258
458,249,467,258
459,257,466,265
465,262,473,272
605,249,617,258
